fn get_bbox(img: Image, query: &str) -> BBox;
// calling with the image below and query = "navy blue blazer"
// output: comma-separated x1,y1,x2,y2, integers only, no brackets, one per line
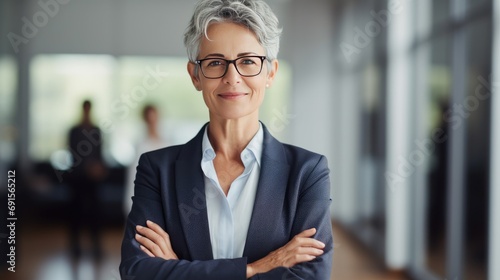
120,124,333,280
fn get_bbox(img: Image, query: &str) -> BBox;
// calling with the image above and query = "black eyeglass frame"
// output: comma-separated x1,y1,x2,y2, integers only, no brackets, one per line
195,56,267,79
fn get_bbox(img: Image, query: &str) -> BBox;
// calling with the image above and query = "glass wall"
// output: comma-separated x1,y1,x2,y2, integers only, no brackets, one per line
331,0,388,256
463,15,492,280
411,1,492,279
425,34,452,278
332,0,492,279
356,0,388,253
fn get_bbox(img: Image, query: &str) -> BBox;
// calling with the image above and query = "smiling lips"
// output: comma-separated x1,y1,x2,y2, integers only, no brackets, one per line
218,92,248,100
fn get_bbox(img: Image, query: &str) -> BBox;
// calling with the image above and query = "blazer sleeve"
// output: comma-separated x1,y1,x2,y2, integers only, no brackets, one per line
250,155,334,280
119,153,248,280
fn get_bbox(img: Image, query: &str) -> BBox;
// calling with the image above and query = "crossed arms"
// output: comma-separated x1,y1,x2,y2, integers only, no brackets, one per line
120,152,333,280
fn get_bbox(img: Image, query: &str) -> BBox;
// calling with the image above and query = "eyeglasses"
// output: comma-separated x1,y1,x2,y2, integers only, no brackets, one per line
195,56,267,79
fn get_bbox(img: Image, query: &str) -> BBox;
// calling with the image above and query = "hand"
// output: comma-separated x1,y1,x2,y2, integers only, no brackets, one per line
246,228,325,278
135,220,179,260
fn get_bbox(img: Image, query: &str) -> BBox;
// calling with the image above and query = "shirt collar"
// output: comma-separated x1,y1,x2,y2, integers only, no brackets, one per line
202,123,264,166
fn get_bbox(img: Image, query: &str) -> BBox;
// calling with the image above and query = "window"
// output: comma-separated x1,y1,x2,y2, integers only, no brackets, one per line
30,55,115,162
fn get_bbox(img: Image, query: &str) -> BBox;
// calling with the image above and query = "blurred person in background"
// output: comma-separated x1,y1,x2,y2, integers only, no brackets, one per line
67,99,107,260
120,0,333,279
123,104,168,217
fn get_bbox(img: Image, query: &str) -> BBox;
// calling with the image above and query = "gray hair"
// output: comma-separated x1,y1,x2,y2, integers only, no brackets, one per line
184,0,282,63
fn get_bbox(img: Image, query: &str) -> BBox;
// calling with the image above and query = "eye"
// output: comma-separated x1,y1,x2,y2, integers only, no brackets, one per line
240,58,257,65
206,59,225,67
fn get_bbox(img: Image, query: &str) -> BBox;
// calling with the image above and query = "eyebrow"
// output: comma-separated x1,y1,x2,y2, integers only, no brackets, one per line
203,52,259,59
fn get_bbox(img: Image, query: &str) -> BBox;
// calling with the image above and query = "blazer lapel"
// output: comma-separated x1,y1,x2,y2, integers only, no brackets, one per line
175,124,213,260
243,125,291,261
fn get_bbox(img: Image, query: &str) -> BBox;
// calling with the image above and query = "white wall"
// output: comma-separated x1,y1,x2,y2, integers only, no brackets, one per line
6,0,291,57
8,0,195,56
284,0,336,214
285,0,335,151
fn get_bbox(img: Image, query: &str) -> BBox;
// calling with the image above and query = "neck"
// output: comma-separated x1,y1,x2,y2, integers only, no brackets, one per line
82,117,92,127
147,125,160,140
208,114,260,160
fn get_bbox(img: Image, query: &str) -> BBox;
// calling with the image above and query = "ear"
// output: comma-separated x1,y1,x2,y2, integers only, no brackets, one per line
266,59,279,88
187,62,202,91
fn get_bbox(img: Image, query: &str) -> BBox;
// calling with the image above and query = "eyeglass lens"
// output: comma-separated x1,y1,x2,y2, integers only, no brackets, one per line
199,56,264,78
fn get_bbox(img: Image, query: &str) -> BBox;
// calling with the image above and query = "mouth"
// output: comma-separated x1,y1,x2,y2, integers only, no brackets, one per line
217,92,248,100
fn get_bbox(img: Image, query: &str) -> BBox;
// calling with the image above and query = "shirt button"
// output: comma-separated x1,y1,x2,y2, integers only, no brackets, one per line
206,150,215,159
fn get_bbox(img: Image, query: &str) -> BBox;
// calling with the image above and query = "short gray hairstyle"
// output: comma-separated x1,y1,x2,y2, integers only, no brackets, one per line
184,0,282,63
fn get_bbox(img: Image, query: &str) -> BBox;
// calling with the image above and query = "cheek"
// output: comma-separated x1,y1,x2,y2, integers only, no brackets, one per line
249,77,268,92
200,82,221,108
251,88,266,107
199,79,219,93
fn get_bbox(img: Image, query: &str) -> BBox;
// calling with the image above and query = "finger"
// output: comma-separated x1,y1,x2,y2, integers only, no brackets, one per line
299,238,325,249
301,240,325,249
146,220,166,236
290,236,325,249
293,254,317,265
296,246,324,257
137,223,179,260
136,224,161,240
145,221,176,256
296,228,316,238
137,225,167,251
146,220,173,246
281,243,323,267
282,252,318,268
135,233,164,257
140,245,155,257
289,229,316,248
135,233,154,250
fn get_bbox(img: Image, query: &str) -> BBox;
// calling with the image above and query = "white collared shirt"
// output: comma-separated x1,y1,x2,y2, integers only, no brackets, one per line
201,124,263,259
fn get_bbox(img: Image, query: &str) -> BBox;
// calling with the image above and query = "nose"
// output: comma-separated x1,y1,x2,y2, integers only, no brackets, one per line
222,61,241,85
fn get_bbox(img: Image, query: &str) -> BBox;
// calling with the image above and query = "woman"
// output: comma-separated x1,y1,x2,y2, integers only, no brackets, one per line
120,0,333,279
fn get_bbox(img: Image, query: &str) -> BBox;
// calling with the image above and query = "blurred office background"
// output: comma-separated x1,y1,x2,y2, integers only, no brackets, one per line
0,0,499,279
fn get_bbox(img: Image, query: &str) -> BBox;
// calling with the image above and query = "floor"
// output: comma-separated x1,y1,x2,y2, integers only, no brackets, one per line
330,223,409,280
0,222,410,280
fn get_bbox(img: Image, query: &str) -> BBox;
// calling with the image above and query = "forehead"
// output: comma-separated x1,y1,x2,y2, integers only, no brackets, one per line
198,22,265,57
